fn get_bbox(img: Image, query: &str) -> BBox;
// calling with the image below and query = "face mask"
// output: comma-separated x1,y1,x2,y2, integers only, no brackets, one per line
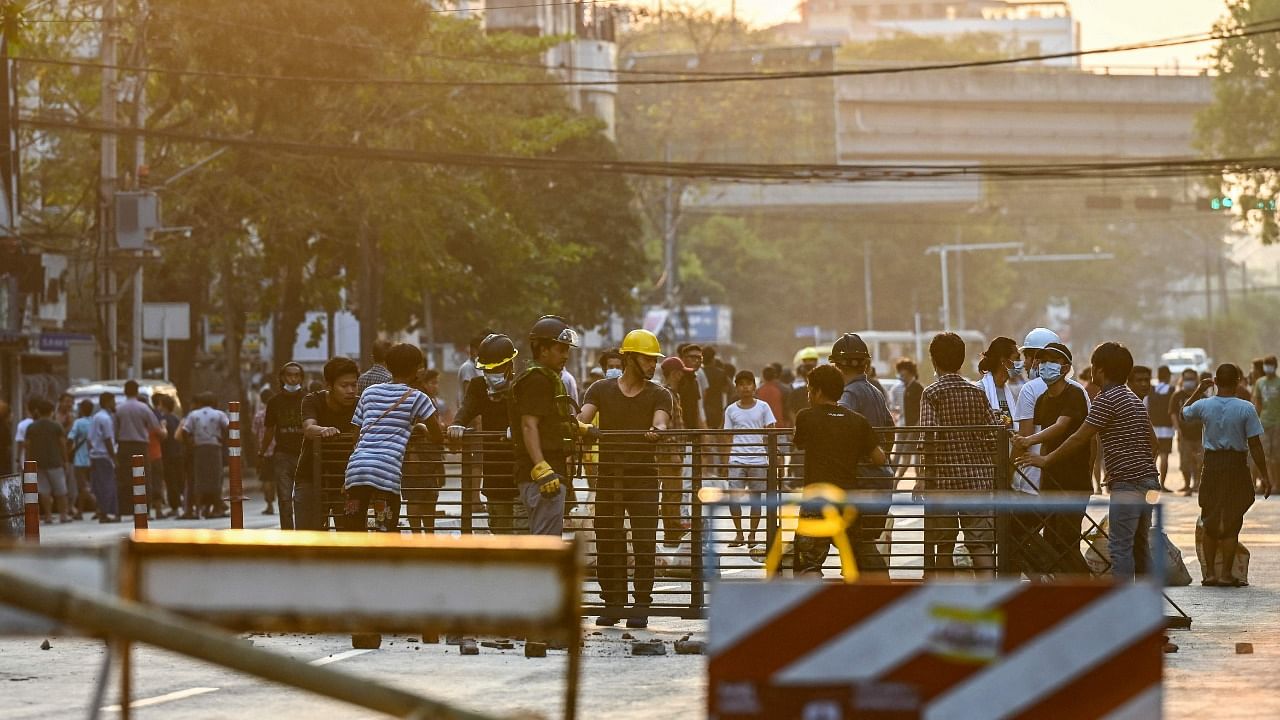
1267,365,1277,375
283,384,302,393
604,368,622,380
1010,360,1025,379
1038,362,1063,385
484,372,510,397
1182,380,1196,391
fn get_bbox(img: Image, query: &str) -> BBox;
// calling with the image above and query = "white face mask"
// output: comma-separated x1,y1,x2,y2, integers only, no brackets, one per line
283,384,302,393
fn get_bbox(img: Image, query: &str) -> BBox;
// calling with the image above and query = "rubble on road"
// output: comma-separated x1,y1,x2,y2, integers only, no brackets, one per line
631,640,666,656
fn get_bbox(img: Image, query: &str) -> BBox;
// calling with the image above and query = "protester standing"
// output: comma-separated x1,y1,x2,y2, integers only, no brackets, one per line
1181,363,1272,586
657,355,692,547
722,370,776,550
1171,368,1205,496
579,328,670,628
26,398,70,523
261,363,306,529
253,387,277,516
1252,355,1280,498
919,333,1000,577
176,393,230,519
1149,366,1177,491
297,356,361,530
66,399,95,519
114,381,164,514
893,358,925,478
88,392,119,522
450,334,524,534
155,394,185,517
357,339,394,397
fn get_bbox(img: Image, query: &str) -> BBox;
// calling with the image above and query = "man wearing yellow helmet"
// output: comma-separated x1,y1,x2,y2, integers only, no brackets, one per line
579,328,672,629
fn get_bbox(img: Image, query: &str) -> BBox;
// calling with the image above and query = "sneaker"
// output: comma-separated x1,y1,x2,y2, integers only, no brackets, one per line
595,616,619,627
625,616,649,629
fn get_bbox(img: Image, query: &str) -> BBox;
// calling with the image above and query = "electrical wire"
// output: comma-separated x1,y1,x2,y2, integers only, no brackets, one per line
22,113,1280,184
14,19,1276,90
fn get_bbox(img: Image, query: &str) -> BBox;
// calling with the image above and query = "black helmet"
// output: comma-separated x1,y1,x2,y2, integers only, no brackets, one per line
475,333,519,370
529,315,580,348
829,333,871,363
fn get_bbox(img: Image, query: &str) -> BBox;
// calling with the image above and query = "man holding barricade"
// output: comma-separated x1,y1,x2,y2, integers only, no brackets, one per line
449,333,525,534
828,333,895,574
296,356,360,530
579,329,671,628
1020,342,1160,579
511,316,586,537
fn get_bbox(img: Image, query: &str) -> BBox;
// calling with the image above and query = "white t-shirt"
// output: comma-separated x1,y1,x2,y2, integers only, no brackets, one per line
723,400,776,466
1013,376,1090,494
15,417,32,465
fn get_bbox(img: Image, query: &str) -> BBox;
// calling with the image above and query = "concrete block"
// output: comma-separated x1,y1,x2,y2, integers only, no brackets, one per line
459,641,480,656
631,640,666,656
482,640,515,650
351,633,382,650
1237,643,1254,654
675,640,706,655
525,641,548,658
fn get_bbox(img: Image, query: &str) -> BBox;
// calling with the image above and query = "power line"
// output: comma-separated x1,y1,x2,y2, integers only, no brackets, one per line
15,20,1279,91
22,114,1280,183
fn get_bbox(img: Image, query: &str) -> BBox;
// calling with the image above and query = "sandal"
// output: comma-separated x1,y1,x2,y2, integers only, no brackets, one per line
1201,577,1222,586
1228,578,1249,588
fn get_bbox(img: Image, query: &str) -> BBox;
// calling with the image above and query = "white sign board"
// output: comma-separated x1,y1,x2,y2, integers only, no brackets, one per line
143,302,191,341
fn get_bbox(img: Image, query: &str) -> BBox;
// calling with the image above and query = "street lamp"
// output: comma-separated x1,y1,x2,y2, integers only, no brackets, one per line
925,242,1023,330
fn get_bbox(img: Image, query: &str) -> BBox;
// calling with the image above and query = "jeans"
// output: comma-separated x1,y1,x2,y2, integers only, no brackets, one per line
517,455,567,536
90,457,117,516
273,452,300,530
1109,477,1159,580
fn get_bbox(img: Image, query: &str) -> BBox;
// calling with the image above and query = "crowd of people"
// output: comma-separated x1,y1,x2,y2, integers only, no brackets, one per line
9,317,1277,607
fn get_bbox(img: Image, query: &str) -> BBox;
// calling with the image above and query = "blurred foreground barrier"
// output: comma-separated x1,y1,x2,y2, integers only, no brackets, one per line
0,531,582,720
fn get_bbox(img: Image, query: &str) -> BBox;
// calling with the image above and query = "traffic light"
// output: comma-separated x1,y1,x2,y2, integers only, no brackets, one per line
1204,196,1276,212
1208,196,1233,211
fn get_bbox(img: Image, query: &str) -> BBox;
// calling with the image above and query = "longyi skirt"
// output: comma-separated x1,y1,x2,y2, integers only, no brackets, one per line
1199,450,1254,537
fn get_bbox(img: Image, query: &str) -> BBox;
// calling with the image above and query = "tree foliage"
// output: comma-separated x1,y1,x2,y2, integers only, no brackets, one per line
20,0,645,396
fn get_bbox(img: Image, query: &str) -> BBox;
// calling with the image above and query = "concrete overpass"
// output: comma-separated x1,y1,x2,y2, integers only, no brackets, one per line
686,67,1214,213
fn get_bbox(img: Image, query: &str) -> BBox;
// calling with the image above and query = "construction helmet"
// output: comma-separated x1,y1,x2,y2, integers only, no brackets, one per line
799,347,820,362
829,333,871,364
621,329,663,358
475,333,518,370
1020,327,1061,352
529,315,580,348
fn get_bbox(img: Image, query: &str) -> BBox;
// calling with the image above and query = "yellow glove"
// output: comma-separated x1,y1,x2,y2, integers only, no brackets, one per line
531,461,563,498
577,421,601,442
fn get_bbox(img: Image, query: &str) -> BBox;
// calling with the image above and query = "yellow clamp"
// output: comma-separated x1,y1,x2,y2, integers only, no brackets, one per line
764,483,860,583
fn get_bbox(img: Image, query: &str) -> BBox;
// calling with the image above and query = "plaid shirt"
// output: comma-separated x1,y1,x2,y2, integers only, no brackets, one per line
357,363,393,397
919,373,1000,490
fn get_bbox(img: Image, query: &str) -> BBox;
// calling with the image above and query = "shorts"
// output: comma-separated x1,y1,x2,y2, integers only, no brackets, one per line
36,467,69,497
727,465,767,493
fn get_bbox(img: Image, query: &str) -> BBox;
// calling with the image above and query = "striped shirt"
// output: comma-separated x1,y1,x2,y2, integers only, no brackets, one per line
344,383,435,494
1085,384,1159,486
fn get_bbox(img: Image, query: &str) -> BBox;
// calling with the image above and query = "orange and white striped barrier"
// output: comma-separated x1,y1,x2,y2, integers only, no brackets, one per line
22,461,39,543
131,455,149,530
227,401,244,529
709,581,1164,719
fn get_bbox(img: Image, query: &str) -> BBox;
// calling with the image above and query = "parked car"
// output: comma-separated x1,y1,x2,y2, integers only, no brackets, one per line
1160,347,1210,377
65,379,182,414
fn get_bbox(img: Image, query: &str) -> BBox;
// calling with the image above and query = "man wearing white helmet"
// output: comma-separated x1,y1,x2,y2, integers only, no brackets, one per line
1012,328,1089,494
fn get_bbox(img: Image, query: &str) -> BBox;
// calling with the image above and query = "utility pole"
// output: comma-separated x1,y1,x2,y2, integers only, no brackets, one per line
98,0,119,378
662,143,677,313
863,238,873,329
129,2,147,378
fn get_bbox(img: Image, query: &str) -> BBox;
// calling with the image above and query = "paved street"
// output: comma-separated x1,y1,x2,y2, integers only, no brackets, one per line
2,475,1278,718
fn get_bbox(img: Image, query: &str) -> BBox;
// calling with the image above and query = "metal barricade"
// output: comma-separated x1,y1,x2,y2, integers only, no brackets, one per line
312,425,1119,618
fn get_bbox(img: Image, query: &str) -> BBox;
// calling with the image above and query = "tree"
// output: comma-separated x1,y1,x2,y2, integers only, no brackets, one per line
1196,0,1280,243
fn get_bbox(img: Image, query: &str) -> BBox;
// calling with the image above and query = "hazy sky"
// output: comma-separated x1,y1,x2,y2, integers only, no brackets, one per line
631,1,1227,70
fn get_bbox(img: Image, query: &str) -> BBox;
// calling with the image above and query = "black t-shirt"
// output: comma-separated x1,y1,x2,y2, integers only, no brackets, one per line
792,405,877,489
511,368,571,463
26,418,66,469
1033,383,1092,492
703,364,727,425
903,380,924,426
456,375,511,433
264,390,306,456
1148,385,1174,428
1169,388,1203,442
788,384,810,420
584,378,673,466
677,374,701,429
296,390,357,486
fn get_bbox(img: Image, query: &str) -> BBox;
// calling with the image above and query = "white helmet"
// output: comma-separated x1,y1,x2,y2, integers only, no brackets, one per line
1021,327,1060,352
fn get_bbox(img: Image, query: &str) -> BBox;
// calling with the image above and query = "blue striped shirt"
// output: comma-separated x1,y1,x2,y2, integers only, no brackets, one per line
344,383,435,494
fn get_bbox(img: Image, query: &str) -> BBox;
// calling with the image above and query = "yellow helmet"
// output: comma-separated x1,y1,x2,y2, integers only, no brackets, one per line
799,347,820,362
621,329,663,358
